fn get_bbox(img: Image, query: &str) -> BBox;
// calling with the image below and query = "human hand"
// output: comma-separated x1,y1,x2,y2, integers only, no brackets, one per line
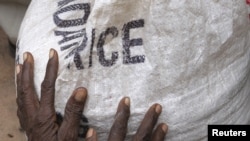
16,49,87,141
86,97,168,141
16,49,167,141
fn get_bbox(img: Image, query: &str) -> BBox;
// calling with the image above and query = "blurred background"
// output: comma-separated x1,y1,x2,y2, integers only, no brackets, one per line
0,0,30,140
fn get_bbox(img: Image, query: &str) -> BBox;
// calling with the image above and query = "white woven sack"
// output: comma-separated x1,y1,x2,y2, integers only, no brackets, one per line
17,0,250,140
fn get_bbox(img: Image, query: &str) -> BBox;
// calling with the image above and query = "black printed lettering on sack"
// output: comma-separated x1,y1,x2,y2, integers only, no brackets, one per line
88,29,95,68
97,26,119,67
53,0,145,70
122,19,145,64
54,3,90,28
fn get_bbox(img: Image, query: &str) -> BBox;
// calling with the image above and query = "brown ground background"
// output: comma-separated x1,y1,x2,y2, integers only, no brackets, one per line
0,27,26,141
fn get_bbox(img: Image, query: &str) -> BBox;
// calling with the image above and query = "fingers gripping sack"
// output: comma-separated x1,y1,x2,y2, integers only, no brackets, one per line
16,0,250,140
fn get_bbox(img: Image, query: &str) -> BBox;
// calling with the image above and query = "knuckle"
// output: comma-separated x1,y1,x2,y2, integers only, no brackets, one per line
22,83,32,92
65,103,83,116
35,112,54,126
41,80,54,89
21,83,36,97
41,80,55,94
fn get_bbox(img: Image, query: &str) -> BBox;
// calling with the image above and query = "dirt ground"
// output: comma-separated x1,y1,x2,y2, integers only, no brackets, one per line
0,28,26,141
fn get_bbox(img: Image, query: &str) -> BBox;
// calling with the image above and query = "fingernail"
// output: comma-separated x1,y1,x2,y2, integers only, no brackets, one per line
74,88,87,102
161,124,168,134
16,65,20,74
155,104,162,114
23,52,28,61
86,128,93,138
124,97,130,107
49,49,55,59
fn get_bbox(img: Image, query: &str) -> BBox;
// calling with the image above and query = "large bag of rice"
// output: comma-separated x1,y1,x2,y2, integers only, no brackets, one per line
16,0,250,140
